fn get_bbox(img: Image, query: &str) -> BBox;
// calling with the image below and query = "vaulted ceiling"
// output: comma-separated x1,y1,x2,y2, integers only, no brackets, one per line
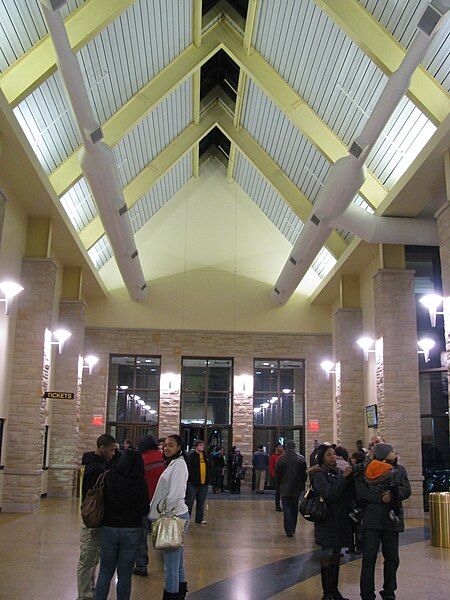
0,0,449,296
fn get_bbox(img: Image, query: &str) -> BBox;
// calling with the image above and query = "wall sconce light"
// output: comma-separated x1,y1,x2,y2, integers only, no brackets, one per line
281,388,291,394
161,372,181,393
320,360,336,380
417,338,435,362
253,406,261,413
419,294,445,327
234,374,254,395
357,337,376,361
261,402,270,409
83,355,99,374
51,328,72,353
0,281,24,315
270,396,278,404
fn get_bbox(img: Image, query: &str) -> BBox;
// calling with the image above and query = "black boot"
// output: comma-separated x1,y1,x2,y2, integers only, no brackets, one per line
331,558,349,600
320,558,333,600
179,581,188,599
163,590,179,599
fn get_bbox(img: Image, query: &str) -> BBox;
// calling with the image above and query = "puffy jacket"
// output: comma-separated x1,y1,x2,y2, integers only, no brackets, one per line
142,449,165,501
311,466,352,548
275,451,307,496
355,463,411,532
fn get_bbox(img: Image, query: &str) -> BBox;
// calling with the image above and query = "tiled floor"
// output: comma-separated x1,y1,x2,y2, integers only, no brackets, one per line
0,494,448,599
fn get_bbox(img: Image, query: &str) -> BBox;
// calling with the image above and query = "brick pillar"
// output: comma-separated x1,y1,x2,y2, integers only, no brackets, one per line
2,259,57,512
159,357,181,439
373,269,423,517
333,308,364,450
233,357,253,468
48,301,86,497
79,340,109,455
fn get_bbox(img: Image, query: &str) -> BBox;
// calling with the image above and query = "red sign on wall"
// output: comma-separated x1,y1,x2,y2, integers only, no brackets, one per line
91,414,104,427
308,419,320,432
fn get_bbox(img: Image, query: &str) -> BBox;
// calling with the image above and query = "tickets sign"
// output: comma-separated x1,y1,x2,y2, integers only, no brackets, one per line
44,391,75,400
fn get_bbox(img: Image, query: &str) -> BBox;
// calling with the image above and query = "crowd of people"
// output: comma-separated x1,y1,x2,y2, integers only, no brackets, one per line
76,433,411,600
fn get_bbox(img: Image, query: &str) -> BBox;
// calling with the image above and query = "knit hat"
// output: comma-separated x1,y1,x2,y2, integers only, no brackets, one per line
373,442,394,461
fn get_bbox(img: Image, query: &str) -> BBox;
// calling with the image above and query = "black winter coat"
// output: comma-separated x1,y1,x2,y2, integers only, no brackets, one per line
311,467,352,548
275,450,307,496
355,463,411,532
186,450,211,486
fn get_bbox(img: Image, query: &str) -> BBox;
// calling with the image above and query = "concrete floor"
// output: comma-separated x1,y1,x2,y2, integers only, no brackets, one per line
0,493,448,599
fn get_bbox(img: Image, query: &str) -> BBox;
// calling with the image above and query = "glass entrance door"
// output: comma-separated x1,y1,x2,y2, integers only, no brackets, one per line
181,425,232,488
111,424,158,447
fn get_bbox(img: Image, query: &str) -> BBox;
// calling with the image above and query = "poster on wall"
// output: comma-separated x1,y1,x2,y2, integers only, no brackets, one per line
365,405,379,428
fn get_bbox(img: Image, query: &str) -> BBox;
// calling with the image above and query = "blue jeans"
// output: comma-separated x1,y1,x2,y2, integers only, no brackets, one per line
134,517,151,571
281,494,300,535
185,483,208,523
163,513,190,593
94,526,143,600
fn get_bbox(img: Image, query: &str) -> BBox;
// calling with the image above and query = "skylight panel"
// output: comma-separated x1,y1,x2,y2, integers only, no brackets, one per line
60,177,98,231
88,235,113,270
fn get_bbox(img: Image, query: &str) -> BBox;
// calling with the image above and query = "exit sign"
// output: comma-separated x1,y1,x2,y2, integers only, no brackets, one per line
91,414,104,427
308,419,320,432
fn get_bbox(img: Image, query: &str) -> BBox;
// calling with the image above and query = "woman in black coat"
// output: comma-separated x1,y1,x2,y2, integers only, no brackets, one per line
310,444,353,600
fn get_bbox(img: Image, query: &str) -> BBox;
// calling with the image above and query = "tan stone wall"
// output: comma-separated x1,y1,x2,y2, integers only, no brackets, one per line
81,329,333,461
333,308,365,450
2,259,57,512
373,269,423,518
48,301,86,497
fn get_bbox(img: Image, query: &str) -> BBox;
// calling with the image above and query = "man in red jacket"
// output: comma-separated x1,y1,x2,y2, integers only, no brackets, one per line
133,435,165,577
269,443,284,511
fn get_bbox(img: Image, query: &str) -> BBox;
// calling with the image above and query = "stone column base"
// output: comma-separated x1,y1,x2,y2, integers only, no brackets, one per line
1,469,43,512
47,465,78,498
403,479,424,519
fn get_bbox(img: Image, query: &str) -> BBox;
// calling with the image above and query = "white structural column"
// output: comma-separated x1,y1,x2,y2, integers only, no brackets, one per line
333,308,364,449
48,300,86,497
2,258,57,512
373,267,423,517
436,153,450,437
0,187,7,247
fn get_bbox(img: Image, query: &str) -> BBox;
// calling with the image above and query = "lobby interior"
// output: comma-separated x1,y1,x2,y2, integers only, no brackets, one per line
0,1,449,599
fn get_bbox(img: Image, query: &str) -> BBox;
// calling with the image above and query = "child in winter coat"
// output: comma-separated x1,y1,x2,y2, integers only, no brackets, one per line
364,443,400,525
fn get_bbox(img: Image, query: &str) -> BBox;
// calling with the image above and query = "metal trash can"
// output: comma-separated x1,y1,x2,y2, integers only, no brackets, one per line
429,492,450,547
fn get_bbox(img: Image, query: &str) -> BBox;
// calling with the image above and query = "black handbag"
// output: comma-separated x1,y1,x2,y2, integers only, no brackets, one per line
299,484,328,523
236,466,246,480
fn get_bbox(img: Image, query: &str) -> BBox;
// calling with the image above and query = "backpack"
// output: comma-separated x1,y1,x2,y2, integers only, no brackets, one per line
80,471,107,528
